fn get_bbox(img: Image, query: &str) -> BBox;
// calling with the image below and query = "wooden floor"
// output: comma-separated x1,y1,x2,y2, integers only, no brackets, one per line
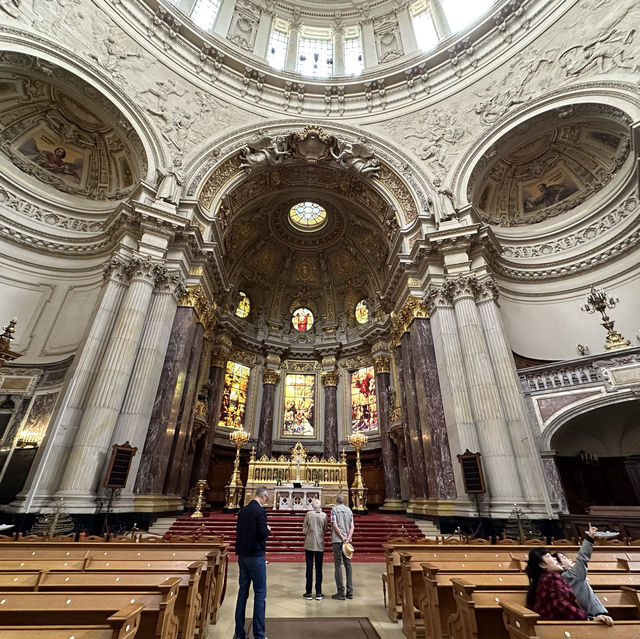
215,561,404,638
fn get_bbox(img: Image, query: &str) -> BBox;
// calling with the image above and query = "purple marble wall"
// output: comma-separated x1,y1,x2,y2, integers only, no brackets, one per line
134,307,197,495
324,384,338,460
190,364,226,489
409,318,457,500
256,382,275,458
376,371,401,501
164,323,204,495
397,339,428,500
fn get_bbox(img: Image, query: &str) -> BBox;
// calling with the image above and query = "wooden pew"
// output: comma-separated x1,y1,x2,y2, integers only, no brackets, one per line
448,578,640,639
0,580,180,639
37,564,202,639
0,602,143,639
500,600,640,639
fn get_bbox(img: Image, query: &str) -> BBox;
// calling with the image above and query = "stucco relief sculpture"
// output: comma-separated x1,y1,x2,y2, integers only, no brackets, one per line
156,158,185,205
430,178,458,222
238,127,380,178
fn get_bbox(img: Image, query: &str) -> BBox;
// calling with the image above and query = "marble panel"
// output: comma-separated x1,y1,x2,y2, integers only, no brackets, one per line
323,384,338,460
376,371,401,501
257,382,276,458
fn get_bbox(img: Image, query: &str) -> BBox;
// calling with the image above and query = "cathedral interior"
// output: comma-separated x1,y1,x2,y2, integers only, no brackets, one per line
0,0,639,540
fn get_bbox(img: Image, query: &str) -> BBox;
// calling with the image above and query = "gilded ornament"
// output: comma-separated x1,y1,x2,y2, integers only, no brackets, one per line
390,296,429,345
179,285,217,337
373,355,390,374
322,371,339,387
262,369,281,385
210,349,228,369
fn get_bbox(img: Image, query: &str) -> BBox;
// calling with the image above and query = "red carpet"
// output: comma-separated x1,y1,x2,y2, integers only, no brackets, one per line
165,509,422,562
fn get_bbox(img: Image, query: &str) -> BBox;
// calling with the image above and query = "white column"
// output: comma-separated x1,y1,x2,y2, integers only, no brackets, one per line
105,272,182,509
55,257,159,511
253,10,273,58
447,278,524,511
285,22,300,72
430,0,453,38
476,286,552,515
176,0,197,16
213,0,236,37
11,257,128,511
360,20,377,68
396,6,418,54
333,28,345,75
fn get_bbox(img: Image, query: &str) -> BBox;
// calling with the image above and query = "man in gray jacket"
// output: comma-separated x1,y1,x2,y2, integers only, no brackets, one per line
330,493,354,600
552,523,614,626
303,499,328,600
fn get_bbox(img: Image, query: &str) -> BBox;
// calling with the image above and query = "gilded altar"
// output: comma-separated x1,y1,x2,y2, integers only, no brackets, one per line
244,442,348,508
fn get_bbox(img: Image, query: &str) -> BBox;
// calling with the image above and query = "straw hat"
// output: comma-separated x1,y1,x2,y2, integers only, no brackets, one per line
342,540,354,559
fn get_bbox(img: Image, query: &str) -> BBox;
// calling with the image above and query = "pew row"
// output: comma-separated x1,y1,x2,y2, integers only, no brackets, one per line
0,602,144,639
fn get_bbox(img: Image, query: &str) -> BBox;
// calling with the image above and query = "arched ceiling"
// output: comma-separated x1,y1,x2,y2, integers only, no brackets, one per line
0,53,146,201
469,104,631,227
214,163,393,340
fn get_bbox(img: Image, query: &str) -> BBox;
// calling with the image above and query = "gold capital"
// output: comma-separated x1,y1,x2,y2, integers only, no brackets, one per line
263,369,281,385
322,371,339,387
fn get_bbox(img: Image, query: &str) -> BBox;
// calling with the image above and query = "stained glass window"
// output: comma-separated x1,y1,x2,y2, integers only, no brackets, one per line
289,201,327,231
292,307,314,332
351,366,378,433
283,373,316,437
218,361,251,429
236,291,250,318
355,300,369,324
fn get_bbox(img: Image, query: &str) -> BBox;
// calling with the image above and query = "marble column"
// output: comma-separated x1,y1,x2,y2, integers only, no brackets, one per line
14,257,128,509
409,318,457,501
253,8,273,58
56,256,160,510
190,351,228,489
445,276,524,510
213,0,237,37
396,5,418,54
323,371,339,460
106,270,182,507
285,21,300,72
134,306,198,498
373,356,402,511
397,338,428,503
360,20,377,67
476,282,551,512
333,28,345,76
430,0,453,38
256,369,279,458
163,323,204,496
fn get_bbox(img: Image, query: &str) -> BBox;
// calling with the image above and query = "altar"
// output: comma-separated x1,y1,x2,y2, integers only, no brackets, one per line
243,442,348,508
274,484,322,510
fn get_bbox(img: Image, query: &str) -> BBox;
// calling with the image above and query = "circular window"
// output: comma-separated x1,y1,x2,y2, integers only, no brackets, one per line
355,300,369,324
235,291,250,318
289,201,327,232
292,308,314,332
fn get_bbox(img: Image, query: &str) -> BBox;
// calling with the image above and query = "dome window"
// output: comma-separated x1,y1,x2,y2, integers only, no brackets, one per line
292,308,314,332
235,291,250,318
355,300,369,324
289,201,327,231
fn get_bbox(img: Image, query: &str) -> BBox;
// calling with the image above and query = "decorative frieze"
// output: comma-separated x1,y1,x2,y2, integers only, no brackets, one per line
390,296,429,345
179,285,217,337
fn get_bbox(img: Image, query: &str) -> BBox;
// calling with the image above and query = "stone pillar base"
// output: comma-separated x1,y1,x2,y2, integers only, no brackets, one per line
133,494,184,513
422,499,456,517
405,498,429,515
379,499,406,513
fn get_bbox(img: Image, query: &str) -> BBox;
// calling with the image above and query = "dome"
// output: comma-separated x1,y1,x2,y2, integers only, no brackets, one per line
0,54,146,200
469,104,632,226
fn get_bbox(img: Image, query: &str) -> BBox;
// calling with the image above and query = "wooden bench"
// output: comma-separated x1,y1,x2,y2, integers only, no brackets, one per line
500,600,640,639
448,578,640,639
0,580,180,639
0,602,143,639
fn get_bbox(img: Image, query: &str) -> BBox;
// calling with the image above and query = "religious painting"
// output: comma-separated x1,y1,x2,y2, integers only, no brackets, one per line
355,300,369,324
16,391,59,448
292,307,313,332
17,130,85,185
282,373,316,437
589,131,621,150
350,366,377,433
235,291,250,318
521,169,578,213
218,361,251,429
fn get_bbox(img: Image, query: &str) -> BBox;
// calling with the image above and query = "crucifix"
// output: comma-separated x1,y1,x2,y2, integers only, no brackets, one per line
290,441,308,482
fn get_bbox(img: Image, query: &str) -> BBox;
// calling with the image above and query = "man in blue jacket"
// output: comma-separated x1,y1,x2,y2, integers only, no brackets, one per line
234,485,271,639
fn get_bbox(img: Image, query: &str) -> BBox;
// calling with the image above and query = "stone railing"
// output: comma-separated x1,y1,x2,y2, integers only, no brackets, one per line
518,347,640,393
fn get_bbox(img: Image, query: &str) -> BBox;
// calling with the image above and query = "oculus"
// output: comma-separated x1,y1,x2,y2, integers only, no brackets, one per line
235,291,250,318
289,201,327,232
292,307,314,332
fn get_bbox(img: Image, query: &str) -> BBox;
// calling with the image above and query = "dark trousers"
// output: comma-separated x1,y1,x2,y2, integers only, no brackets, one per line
235,555,267,639
305,549,324,595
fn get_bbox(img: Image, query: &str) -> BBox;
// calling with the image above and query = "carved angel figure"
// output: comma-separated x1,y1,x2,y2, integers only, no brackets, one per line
239,135,291,170
330,141,380,177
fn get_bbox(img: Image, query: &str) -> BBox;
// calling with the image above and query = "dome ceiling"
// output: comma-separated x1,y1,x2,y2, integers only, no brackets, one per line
216,163,392,343
469,104,631,227
0,54,146,200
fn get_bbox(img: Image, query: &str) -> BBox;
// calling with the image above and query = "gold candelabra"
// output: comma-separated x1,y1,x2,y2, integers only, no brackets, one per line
225,428,250,511
580,286,631,351
190,479,208,518
348,432,368,512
